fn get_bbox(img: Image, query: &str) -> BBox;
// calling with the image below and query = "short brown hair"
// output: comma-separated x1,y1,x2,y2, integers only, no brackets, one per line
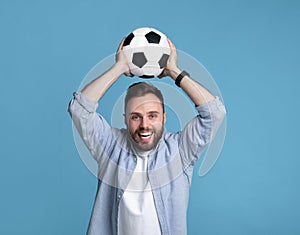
125,82,165,112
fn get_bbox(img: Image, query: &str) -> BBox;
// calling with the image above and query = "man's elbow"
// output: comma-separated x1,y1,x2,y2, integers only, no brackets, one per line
67,98,77,118
217,104,226,123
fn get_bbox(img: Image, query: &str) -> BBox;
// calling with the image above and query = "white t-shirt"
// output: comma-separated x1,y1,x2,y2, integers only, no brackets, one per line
118,150,162,235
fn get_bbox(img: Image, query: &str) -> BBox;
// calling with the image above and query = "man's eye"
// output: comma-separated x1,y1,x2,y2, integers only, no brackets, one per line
149,114,157,119
130,115,140,120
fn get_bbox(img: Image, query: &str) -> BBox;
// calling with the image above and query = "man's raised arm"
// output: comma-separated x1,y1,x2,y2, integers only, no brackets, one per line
81,37,131,103
159,38,216,106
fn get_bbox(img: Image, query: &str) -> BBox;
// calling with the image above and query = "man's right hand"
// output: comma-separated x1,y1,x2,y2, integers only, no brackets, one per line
115,37,133,77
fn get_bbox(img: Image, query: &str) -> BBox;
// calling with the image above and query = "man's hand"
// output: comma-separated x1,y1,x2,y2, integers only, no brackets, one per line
158,38,215,106
81,37,133,103
115,37,133,77
158,38,181,79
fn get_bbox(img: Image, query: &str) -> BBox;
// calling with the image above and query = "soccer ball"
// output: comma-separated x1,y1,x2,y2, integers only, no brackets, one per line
122,27,170,78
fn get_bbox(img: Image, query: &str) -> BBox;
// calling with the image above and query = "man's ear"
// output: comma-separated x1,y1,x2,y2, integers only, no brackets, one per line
123,113,128,127
163,112,167,124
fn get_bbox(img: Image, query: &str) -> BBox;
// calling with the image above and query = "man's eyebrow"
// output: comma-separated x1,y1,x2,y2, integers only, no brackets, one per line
129,111,160,115
147,111,160,114
129,112,142,116
129,112,142,115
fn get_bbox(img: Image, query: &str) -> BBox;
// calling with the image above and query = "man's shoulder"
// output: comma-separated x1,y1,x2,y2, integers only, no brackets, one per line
162,131,180,145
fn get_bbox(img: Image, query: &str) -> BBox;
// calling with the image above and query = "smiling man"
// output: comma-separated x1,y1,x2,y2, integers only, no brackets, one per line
125,83,166,151
68,37,226,235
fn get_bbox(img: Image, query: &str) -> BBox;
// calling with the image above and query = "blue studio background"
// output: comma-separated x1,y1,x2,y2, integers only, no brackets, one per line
1,0,299,234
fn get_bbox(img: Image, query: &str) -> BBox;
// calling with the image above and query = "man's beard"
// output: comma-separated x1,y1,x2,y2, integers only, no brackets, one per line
129,126,164,152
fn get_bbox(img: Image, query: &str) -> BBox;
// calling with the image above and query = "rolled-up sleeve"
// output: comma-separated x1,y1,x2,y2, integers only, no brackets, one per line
68,92,115,162
179,96,226,168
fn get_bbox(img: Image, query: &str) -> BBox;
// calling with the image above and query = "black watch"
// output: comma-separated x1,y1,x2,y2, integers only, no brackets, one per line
175,70,190,87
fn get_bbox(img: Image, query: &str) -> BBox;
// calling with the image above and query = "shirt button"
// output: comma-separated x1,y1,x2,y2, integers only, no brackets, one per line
118,194,121,199
134,157,137,162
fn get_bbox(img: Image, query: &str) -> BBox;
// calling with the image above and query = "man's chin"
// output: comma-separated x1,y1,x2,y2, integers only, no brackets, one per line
134,142,155,152
128,130,164,152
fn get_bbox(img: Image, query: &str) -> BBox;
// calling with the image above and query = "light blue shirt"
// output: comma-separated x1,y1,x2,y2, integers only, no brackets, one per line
68,92,226,235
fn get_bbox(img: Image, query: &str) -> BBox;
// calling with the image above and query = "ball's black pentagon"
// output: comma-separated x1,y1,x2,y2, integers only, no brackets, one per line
123,33,134,46
132,52,147,68
158,54,169,69
139,75,154,78
145,31,161,44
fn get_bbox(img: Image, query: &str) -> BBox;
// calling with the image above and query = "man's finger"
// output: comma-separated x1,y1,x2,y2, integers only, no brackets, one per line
158,70,166,79
167,38,176,50
124,72,134,77
117,37,126,53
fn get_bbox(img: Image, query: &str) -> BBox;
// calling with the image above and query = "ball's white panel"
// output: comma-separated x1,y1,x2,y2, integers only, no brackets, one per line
129,35,149,47
123,48,133,61
130,67,144,76
141,64,163,77
133,27,151,36
143,46,164,62
159,35,169,48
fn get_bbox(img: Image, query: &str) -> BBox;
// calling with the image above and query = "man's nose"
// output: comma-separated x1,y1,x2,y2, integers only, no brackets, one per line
139,117,149,128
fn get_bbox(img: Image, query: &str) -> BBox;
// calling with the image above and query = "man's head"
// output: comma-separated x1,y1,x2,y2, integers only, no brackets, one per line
124,82,166,151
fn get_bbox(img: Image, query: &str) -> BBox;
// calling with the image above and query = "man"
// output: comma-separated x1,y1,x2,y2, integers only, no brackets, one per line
68,37,226,235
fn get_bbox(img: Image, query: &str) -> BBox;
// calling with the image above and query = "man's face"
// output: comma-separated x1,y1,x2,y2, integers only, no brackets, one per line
125,93,166,151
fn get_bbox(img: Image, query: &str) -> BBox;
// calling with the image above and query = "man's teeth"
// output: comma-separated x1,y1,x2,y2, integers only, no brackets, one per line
139,132,152,137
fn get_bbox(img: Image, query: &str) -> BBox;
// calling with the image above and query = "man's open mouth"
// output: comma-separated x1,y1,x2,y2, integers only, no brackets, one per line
137,132,153,141
138,132,152,137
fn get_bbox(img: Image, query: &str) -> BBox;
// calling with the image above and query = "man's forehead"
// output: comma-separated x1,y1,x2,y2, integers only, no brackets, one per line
126,94,163,112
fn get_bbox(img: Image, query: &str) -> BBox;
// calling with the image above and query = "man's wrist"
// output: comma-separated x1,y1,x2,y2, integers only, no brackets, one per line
114,62,129,75
169,67,181,80
175,70,190,87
